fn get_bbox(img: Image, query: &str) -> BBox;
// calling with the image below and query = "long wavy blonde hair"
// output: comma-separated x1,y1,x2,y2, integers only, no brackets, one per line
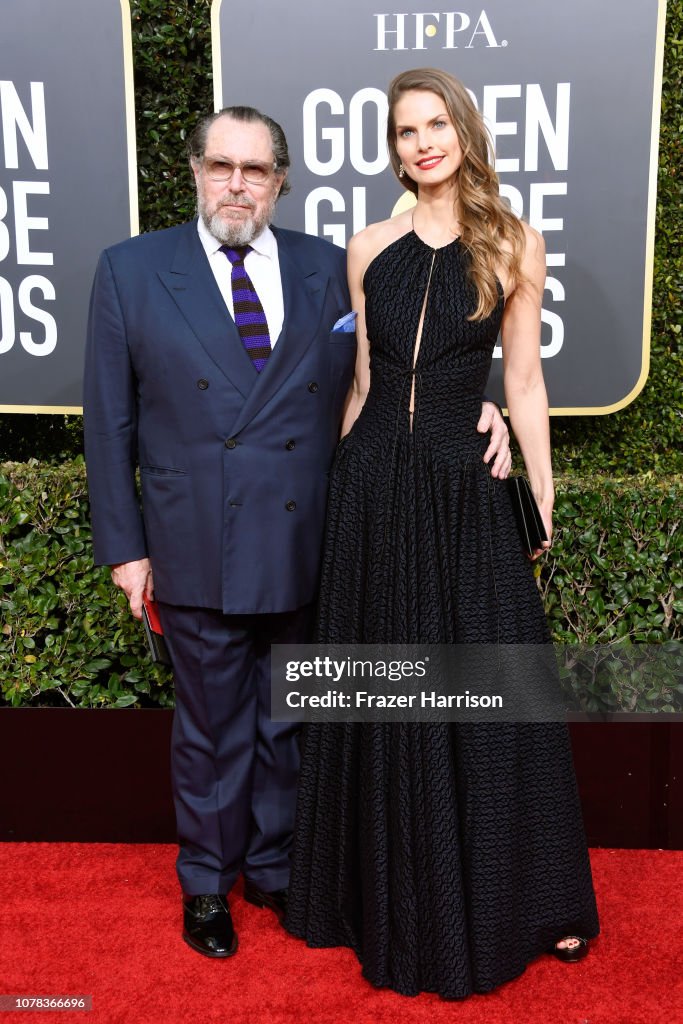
387,67,525,320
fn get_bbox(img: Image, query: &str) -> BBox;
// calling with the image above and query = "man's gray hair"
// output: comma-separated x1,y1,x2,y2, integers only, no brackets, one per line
187,106,291,196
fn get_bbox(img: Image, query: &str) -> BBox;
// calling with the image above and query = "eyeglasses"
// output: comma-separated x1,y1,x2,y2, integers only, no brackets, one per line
201,157,277,185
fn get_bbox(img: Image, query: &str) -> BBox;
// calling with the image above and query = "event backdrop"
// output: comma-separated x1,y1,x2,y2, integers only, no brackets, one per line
0,0,137,413
213,0,666,413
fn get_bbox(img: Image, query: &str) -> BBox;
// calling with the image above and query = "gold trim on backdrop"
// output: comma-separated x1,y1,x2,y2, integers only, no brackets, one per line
121,0,139,238
211,0,224,110
4,0,139,416
548,0,667,416
0,405,82,415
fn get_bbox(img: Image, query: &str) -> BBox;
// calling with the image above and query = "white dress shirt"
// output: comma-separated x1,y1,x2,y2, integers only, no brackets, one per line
197,216,284,347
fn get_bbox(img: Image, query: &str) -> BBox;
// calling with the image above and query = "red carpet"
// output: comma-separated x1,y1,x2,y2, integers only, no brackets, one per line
1,845,680,1023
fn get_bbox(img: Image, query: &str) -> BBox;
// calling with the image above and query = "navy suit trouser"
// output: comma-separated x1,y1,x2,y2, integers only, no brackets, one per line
157,602,312,896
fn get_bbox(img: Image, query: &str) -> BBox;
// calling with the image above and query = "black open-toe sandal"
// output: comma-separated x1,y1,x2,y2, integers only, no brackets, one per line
551,936,589,962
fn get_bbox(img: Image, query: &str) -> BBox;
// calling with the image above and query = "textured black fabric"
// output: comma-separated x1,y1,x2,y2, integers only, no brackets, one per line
285,231,600,999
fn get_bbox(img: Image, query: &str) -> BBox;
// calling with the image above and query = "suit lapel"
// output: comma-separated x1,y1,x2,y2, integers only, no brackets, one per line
157,222,257,399
228,228,329,436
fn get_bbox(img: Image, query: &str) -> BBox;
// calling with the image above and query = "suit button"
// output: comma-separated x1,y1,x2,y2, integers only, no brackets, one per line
197,379,209,390
285,439,296,451
307,381,319,393
225,438,237,449
285,500,297,512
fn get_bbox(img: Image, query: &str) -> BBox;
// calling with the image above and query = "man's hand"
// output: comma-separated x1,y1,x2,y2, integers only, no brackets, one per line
478,401,512,479
111,558,154,620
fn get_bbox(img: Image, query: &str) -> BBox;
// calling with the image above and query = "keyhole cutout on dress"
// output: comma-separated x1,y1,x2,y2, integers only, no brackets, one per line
409,250,436,432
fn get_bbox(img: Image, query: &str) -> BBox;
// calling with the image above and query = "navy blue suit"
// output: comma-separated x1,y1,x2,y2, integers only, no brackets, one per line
84,219,355,893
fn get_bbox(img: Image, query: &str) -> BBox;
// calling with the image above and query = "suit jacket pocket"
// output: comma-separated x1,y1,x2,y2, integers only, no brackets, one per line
328,329,357,346
140,465,187,477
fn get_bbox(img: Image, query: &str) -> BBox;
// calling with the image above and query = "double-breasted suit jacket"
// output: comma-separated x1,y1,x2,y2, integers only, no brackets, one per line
84,220,356,612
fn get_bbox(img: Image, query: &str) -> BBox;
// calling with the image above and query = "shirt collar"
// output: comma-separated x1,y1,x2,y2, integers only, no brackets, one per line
197,215,277,260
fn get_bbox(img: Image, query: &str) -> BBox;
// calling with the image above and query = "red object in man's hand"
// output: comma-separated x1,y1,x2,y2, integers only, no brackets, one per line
141,594,172,666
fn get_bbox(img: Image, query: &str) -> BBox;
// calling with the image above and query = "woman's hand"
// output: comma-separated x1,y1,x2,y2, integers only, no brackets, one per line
478,402,512,478
530,496,553,560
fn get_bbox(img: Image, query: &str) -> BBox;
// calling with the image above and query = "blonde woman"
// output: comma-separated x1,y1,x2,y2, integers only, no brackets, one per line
285,68,599,999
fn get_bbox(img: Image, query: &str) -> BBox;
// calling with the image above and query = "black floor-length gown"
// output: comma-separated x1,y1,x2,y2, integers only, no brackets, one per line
284,231,599,999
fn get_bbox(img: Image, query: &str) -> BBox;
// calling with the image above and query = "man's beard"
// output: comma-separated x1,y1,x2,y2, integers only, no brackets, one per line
198,188,277,247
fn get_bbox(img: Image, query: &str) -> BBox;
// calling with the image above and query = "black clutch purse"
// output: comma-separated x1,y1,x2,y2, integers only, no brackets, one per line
505,476,548,557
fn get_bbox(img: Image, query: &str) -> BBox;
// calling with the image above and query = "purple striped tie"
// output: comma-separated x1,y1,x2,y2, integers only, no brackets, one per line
221,245,271,372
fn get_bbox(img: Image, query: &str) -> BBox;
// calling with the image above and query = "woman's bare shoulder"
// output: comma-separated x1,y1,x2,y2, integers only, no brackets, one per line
497,220,546,297
519,220,545,260
498,218,544,253
348,211,413,280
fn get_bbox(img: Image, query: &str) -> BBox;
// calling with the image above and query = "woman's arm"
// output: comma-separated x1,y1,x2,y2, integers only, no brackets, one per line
340,230,373,437
500,223,553,553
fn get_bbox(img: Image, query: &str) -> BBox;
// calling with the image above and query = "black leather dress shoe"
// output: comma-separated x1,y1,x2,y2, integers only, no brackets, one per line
182,894,238,958
243,879,288,920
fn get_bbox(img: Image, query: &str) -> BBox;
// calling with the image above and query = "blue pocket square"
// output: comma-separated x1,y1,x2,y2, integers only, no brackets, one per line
332,311,357,333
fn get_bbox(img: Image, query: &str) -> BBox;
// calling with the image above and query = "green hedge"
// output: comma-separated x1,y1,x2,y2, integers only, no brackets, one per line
0,0,680,471
1,461,680,711
0,461,172,709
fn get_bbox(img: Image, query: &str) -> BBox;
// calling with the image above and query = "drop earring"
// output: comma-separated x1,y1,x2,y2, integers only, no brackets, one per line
398,163,405,178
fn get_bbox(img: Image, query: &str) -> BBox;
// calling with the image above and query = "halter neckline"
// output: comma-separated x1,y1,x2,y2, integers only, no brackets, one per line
409,212,461,251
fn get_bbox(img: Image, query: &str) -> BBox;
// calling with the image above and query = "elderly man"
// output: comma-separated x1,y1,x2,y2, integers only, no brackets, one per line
83,106,510,958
